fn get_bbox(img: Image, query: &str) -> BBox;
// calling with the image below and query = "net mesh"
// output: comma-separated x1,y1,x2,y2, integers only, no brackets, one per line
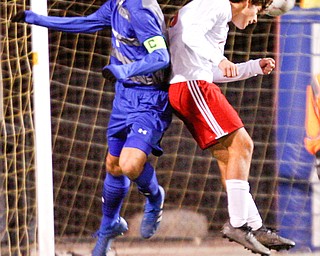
1,0,283,255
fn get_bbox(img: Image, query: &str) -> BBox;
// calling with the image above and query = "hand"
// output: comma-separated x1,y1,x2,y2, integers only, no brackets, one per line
259,58,275,75
11,11,26,23
102,67,117,84
218,59,239,78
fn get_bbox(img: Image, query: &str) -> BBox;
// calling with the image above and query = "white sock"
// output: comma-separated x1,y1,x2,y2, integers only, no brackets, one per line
226,179,249,228
247,193,263,231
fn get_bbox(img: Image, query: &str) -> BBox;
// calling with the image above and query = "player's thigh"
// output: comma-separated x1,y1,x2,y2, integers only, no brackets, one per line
106,145,148,179
107,106,128,157
210,143,228,163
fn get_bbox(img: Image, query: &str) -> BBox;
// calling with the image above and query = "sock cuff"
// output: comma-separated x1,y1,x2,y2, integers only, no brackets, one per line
105,173,131,188
226,179,249,191
134,162,159,198
134,162,155,187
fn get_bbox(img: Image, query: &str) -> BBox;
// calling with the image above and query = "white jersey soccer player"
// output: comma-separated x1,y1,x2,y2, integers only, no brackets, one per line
168,0,295,255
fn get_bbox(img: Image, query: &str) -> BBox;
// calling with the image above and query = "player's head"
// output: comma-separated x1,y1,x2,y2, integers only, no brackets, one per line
251,0,273,10
230,0,273,30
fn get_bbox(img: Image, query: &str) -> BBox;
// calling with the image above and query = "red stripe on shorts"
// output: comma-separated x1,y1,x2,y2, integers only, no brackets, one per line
169,80,244,149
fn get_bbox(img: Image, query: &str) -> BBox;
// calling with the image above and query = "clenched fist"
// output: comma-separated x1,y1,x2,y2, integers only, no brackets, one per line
102,67,117,84
259,58,275,75
11,11,26,23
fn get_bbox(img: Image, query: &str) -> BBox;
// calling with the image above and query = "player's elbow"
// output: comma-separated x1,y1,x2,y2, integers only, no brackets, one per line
161,52,170,69
153,48,170,69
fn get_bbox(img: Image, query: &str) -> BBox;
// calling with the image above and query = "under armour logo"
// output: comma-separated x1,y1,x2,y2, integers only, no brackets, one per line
138,128,148,135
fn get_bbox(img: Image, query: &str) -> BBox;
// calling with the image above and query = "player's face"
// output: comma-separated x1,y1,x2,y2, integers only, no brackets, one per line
232,4,262,30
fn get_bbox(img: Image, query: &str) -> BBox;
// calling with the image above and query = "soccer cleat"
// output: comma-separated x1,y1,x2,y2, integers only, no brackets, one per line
140,185,165,239
222,221,271,256
253,225,296,251
92,217,128,256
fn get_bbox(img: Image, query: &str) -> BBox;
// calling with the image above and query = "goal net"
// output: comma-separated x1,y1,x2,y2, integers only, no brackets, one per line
0,0,307,255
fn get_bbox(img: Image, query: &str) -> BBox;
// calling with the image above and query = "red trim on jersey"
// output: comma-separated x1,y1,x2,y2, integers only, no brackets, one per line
169,80,244,150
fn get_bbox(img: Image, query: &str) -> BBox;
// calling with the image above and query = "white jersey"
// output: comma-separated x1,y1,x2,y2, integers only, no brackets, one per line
168,0,263,83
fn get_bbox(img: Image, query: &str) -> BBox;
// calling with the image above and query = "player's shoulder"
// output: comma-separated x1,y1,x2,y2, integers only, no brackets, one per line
180,0,230,22
205,0,231,12
98,0,116,13
126,0,164,24
183,0,230,14
205,0,231,20
126,0,161,12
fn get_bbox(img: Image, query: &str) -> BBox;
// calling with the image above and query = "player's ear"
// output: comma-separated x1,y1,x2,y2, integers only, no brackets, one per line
244,0,250,8
241,0,250,10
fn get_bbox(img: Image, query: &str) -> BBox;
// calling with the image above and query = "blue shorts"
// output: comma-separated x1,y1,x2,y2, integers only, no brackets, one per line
107,82,172,157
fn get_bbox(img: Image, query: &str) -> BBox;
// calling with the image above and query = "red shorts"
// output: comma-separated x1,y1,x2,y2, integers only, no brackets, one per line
169,80,244,150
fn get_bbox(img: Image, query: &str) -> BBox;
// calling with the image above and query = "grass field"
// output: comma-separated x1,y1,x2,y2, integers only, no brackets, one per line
55,236,320,256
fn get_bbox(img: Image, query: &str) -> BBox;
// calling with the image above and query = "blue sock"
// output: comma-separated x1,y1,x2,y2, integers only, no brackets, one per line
100,173,130,229
134,162,160,202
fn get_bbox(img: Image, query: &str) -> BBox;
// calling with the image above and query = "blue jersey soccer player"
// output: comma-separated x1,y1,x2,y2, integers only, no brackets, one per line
12,0,171,255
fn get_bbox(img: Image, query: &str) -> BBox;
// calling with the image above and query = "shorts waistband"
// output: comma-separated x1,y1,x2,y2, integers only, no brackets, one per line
122,83,168,91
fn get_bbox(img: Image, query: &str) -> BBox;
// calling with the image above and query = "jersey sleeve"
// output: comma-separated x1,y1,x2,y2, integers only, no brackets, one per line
181,2,229,66
212,59,263,83
106,48,169,81
24,1,112,33
106,7,169,81
130,8,164,44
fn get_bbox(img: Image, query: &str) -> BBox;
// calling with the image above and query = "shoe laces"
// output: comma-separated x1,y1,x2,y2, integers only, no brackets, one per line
239,223,253,234
256,225,279,237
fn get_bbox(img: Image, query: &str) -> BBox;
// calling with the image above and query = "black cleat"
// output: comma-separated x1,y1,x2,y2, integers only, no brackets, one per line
222,221,271,256
253,225,295,251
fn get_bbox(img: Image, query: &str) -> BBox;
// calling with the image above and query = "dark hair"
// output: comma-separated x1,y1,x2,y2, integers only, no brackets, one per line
251,0,273,10
230,0,273,11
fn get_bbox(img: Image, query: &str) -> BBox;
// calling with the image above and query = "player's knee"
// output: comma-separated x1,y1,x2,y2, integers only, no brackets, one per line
118,148,147,179
106,155,122,176
119,160,143,180
240,135,254,159
106,165,122,176
106,167,122,176
229,130,254,160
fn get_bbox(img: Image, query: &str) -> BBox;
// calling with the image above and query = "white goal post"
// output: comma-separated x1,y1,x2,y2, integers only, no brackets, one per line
0,36,3,124
31,0,55,255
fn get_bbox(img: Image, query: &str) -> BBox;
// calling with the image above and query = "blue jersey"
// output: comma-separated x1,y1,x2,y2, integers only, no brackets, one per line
25,0,170,86
24,0,172,156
